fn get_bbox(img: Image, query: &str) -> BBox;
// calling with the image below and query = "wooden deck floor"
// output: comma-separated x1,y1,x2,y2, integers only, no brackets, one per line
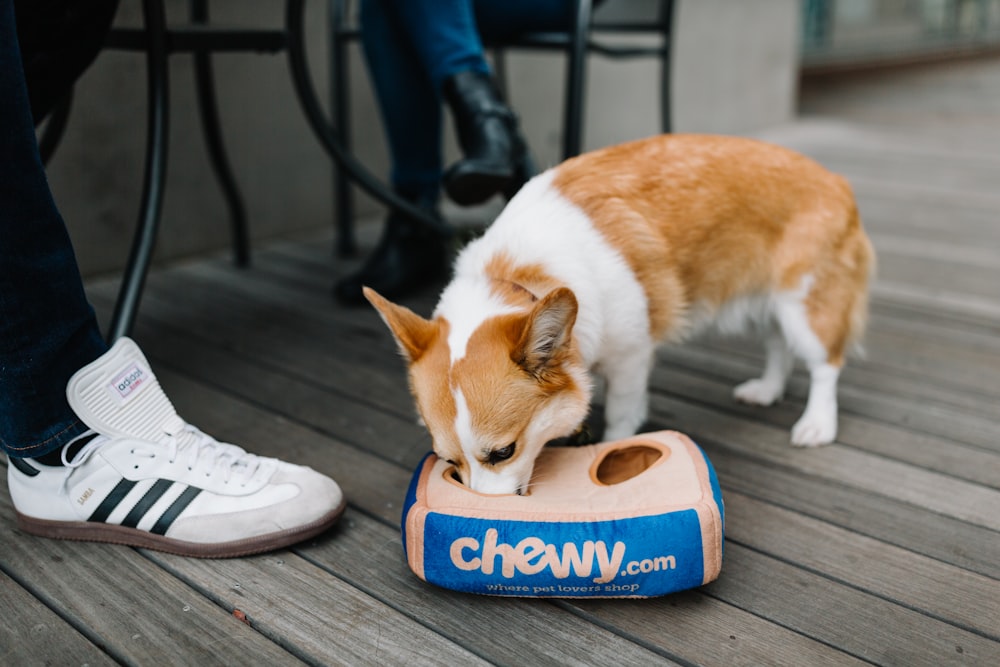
4,61,1000,665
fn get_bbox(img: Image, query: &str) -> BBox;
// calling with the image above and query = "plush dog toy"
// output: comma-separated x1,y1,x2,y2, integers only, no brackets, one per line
401,431,724,598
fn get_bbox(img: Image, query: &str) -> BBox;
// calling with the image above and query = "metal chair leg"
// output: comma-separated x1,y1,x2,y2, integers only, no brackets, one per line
659,0,675,133
562,0,593,159
286,0,452,238
191,0,250,267
492,47,510,101
38,91,74,166
109,0,170,342
330,0,356,256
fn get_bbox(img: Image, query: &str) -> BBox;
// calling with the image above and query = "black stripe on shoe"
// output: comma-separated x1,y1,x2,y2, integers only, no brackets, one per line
10,457,40,477
120,479,175,529
150,486,202,535
88,479,138,523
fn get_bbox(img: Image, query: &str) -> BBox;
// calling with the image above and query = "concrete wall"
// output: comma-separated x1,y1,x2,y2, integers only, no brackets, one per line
45,0,800,278
504,0,802,171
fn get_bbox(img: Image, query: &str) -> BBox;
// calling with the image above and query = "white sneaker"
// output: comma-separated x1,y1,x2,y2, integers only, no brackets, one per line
7,337,345,557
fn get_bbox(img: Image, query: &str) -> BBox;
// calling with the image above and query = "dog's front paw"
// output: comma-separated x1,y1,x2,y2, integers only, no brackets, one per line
790,412,837,447
733,378,784,406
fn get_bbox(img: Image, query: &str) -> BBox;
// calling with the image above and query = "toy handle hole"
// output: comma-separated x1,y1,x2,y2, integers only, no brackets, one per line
594,445,665,485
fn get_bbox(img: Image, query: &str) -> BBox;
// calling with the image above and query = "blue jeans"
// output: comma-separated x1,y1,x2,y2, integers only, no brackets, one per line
0,0,111,459
360,0,578,197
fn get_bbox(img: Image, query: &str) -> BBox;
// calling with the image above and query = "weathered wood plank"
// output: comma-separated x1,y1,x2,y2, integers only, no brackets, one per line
761,118,1000,177
723,492,1000,638
691,323,1000,405
868,233,1000,272
564,592,870,667
703,543,999,666
654,358,1000,488
867,305,1000,356
873,281,1000,323
657,343,1000,448
644,392,1000,530
807,146,1000,197
142,536,492,667
649,360,1000,488
298,510,682,666
854,191,1000,246
0,486,304,665
0,571,115,666
710,451,1000,579
874,252,1000,310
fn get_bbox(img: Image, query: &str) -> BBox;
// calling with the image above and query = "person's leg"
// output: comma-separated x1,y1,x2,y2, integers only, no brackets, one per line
380,0,488,93
333,0,449,305
357,0,443,197
337,0,582,304
14,0,120,123
3,0,346,554
0,0,109,460
373,0,533,206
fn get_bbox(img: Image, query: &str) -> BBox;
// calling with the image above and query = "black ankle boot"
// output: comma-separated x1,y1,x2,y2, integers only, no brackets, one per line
442,70,530,206
333,195,450,306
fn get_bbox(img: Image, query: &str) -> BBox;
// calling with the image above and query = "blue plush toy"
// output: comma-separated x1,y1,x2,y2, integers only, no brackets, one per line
401,431,724,598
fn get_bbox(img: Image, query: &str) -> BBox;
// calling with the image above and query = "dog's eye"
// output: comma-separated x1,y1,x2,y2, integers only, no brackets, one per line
487,443,516,465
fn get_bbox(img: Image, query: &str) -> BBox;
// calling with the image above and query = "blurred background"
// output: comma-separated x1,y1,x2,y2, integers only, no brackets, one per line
42,0,1000,279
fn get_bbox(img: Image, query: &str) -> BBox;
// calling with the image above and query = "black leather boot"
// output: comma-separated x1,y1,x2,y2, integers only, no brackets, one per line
333,194,450,306
442,70,530,206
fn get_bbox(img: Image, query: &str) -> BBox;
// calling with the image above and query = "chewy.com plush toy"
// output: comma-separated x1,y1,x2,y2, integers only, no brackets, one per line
401,431,724,598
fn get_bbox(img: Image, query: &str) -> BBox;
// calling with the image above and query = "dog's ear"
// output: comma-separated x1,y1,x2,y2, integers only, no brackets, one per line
363,287,438,363
514,287,578,378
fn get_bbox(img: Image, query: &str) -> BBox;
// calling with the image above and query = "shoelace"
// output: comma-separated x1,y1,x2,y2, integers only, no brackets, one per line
64,419,264,485
62,430,110,467
162,419,262,484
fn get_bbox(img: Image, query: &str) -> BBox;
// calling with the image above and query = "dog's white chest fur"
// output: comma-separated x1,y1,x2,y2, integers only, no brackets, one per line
437,171,653,367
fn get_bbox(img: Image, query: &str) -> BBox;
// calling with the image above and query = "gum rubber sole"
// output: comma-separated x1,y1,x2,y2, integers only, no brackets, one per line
14,497,347,558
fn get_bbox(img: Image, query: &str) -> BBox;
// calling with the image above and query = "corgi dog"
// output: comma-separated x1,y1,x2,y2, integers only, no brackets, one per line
365,134,875,496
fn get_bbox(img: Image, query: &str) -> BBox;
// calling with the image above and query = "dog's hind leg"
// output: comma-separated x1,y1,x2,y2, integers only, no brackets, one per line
792,361,841,446
733,326,794,406
773,277,842,446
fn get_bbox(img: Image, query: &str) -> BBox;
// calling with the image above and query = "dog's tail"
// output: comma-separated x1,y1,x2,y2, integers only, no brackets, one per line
845,203,877,358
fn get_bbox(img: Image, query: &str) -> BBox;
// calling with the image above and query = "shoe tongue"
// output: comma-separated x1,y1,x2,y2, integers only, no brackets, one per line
66,337,179,442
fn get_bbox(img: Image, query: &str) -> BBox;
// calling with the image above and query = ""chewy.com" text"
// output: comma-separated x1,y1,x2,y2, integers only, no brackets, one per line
449,528,676,584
